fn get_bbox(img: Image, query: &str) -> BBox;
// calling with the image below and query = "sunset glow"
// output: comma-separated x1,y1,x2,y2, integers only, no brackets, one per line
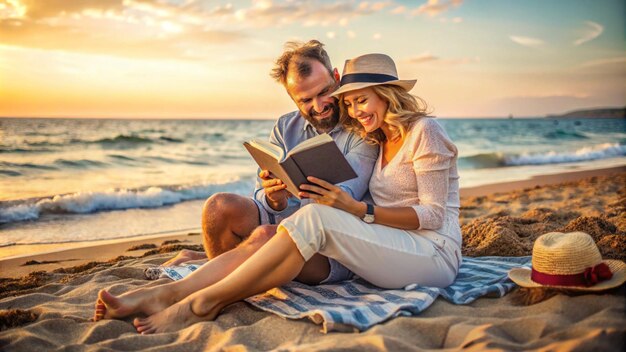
1,0,624,118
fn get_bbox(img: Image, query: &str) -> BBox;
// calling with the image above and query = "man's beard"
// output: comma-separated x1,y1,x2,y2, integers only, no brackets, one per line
302,103,340,132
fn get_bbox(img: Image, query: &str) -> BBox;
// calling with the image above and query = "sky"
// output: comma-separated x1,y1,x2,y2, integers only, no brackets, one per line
0,0,624,119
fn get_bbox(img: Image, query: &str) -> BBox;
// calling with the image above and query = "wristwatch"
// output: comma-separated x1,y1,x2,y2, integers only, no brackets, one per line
362,203,375,224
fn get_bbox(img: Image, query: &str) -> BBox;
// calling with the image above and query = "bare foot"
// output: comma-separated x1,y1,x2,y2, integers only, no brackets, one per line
133,298,219,334
93,299,105,322
93,286,174,322
162,249,207,266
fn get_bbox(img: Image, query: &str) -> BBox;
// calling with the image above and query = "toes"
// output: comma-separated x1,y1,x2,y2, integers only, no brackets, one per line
93,302,106,321
133,317,148,328
98,290,120,309
134,317,154,333
140,326,157,335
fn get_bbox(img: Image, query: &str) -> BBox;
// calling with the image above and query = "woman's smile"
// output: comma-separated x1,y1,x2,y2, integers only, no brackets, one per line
358,114,374,127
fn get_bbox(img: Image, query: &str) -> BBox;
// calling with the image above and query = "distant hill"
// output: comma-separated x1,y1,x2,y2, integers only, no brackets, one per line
547,106,626,119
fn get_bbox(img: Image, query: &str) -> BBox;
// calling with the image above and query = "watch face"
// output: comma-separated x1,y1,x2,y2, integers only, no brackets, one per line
363,214,375,223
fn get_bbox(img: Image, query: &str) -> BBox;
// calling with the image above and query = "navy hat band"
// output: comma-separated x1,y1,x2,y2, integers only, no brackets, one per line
340,73,398,86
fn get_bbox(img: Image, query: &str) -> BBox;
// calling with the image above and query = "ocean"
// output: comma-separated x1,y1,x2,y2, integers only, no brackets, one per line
1,117,625,255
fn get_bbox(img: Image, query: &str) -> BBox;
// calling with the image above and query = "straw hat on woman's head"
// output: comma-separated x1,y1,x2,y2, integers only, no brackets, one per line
331,53,417,97
508,231,626,291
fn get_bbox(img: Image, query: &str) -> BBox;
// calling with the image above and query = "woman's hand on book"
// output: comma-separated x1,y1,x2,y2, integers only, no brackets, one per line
259,170,290,211
299,176,362,216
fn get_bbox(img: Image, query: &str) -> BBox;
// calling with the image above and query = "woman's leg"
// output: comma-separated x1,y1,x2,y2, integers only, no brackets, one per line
94,225,331,321
95,225,278,321
133,230,306,334
279,204,459,288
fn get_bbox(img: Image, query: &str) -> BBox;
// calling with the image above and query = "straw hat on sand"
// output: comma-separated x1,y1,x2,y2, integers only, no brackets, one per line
509,231,626,291
331,53,416,96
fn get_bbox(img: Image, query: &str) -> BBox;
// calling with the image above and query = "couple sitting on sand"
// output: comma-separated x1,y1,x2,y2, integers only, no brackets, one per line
93,40,462,334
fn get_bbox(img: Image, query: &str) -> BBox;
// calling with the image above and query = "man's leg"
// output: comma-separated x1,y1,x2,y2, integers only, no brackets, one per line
202,194,332,284
163,193,262,266
201,193,261,259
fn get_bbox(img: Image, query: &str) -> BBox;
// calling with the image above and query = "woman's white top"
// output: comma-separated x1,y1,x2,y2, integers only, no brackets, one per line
368,117,460,234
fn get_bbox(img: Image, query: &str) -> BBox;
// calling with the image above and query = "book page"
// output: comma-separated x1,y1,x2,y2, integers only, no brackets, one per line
246,139,284,160
286,133,333,157
243,142,302,198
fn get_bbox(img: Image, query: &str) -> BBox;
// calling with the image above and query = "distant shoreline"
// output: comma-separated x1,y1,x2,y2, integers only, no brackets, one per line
546,106,626,119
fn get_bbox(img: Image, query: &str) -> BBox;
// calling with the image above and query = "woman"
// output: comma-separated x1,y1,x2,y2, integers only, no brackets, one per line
94,53,461,333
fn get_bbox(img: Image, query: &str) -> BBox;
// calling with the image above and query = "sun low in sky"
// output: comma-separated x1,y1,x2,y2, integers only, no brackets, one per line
0,0,624,119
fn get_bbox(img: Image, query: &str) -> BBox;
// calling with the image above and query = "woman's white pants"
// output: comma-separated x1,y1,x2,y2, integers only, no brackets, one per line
278,204,462,289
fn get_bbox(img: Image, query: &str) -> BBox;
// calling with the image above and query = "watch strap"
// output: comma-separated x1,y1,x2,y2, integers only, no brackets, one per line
366,203,374,216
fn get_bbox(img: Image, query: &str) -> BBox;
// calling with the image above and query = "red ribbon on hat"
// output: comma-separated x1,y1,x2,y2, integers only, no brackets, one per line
531,263,613,287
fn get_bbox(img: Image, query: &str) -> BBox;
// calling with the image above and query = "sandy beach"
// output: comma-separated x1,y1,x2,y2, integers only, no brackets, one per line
1,166,624,351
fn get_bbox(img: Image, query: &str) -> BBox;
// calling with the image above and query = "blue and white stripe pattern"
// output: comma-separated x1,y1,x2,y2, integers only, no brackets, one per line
159,264,200,280
158,256,531,332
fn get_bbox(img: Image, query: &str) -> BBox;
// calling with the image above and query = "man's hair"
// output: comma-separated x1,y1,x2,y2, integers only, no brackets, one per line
270,40,333,87
339,85,430,144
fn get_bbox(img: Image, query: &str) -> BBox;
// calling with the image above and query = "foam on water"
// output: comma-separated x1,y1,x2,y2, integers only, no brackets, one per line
505,142,625,166
0,178,254,225
459,142,626,169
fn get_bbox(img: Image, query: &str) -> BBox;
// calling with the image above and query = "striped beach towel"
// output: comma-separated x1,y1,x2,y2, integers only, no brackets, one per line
152,256,531,332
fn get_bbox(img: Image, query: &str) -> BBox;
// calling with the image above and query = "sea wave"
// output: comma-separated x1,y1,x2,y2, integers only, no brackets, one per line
0,178,254,224
506,143,625,166
1,154,210,175
459,143,625,169
458,153,506,169
0,147,56,153
54,159,108,168
543,130,589,140
15,134,186,147
0,161,58,170
91,135,153,144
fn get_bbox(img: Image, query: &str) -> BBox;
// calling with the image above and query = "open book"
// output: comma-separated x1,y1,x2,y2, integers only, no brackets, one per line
244,134,358,199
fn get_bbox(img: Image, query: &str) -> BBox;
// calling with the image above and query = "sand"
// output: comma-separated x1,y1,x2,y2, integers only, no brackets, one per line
0,167,625,351
0,233,204,279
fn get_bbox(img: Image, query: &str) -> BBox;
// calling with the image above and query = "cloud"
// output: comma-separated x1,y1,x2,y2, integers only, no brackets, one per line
235,0,386,28
237,56,276,64
574,21,603,46
412,0,464,17
0,18,247,60
578,56,626,68
368,1,392,12
0,0,392,60
407,52,479,66
439,16,462,23
0,1,254,60
509,35,545,47
20,0,124,19
390,5,406,14
408,52,439,64
4,1,390,31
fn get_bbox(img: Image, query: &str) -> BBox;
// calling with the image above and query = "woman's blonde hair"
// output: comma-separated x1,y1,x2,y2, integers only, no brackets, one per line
339,85,430,144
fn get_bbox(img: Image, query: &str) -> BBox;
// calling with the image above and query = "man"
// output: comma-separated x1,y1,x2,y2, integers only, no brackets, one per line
165,40,377,284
